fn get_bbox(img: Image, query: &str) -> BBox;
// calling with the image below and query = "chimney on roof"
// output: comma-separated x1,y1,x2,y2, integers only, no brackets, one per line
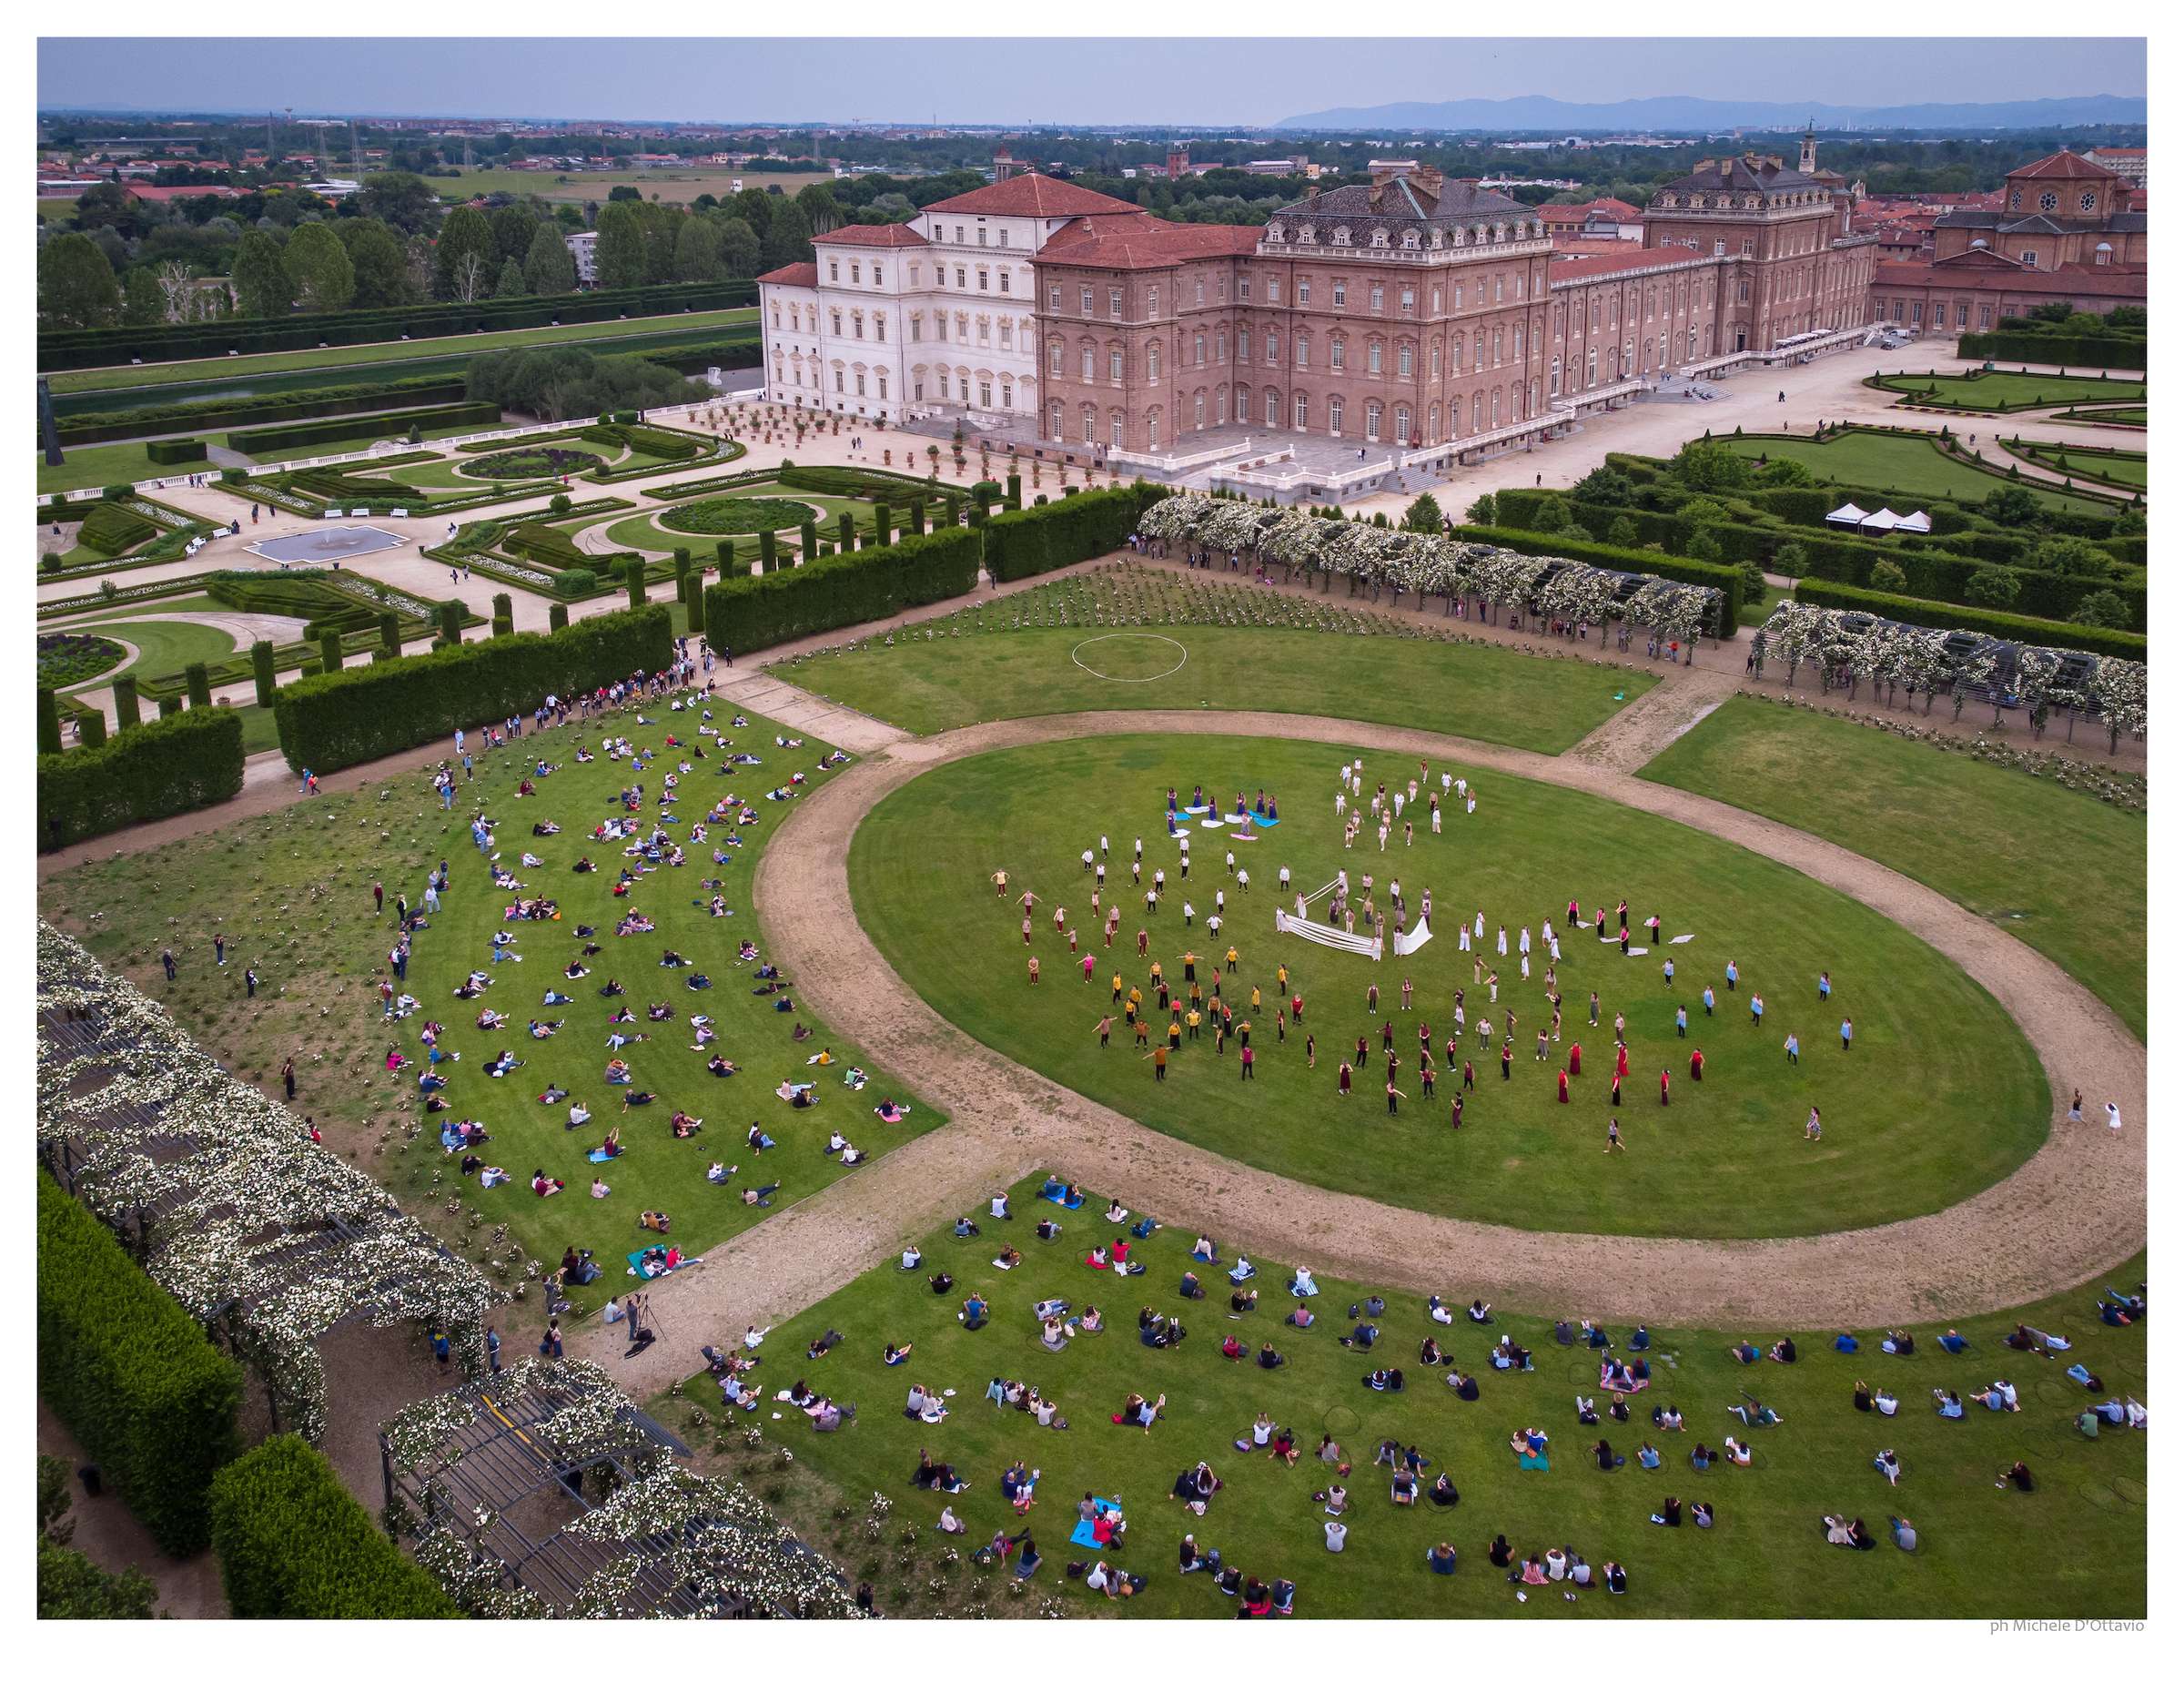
1718,158,1733,179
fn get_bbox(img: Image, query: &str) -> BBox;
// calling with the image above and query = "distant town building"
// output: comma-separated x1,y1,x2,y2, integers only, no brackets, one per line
565,230,598,287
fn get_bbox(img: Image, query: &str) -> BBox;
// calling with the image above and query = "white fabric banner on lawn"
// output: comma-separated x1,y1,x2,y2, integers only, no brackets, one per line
1276,906,1382,961
1392,920,1433,957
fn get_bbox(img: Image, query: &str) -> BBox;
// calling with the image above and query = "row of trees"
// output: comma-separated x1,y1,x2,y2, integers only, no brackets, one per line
37,169,800,330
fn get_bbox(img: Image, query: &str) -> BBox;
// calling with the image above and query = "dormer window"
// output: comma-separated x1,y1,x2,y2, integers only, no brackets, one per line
2080,190,2098,211
1400,229,1420,249
1370,228,1389,248
1332,227,1351,247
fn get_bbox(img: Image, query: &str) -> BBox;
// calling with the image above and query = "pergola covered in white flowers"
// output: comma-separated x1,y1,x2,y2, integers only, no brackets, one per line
1754,601,2148,753
1137,492,1728,647
36,923,498,1442
383,1360,862,1619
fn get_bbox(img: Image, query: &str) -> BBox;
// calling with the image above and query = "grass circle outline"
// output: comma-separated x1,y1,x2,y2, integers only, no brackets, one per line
1070,633,1188,684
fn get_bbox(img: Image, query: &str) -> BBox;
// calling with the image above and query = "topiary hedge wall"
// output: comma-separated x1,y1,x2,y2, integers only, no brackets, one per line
273,605,672,773
36,1172,244,1554
229,401,501,457
145,438,208,466
37,706,246,851
983,482,1173,582
1791,578,2148,658
208,1436,458,1619
1954,332,2147,371
703,526,981,655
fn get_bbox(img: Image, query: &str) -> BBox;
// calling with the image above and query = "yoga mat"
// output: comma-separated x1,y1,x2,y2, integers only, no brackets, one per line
1199,820,1225,829
1250,815,1280,827
1669,934,1695,944
587,1148,621,1163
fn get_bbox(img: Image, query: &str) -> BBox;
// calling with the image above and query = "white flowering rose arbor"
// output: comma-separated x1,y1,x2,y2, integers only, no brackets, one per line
381,1359,862,1619
1756,603,2146,753
37,923,498,1443
1136,492,1723,645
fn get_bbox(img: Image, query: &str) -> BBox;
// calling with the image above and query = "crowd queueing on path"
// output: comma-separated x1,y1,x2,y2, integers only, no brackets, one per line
337,640,914,1329
977,750,2139,1156
755,1191,2149,1613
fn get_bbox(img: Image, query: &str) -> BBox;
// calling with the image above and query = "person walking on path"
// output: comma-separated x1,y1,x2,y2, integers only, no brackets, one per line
245,967,258,999
1839,1017,1854,1052
1604,1119,1624,1154
160,947,177,982
281,1056,296,1100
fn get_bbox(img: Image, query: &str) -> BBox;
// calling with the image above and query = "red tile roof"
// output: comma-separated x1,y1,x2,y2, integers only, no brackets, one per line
1028,214,1260,270
755,261,819,289
812,222,927,248
922,173,1142,219
1545,243,1706,280
1542,197,1640,224
2008,151,2118,182
1871,258,2148,298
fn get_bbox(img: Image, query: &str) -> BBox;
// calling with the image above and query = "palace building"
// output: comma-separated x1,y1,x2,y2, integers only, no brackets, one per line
755,141,2130,477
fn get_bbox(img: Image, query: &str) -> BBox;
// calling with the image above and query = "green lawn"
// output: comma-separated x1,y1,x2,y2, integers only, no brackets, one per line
1738,583,1791,629
1876,371,2147,412
2014,444,2148,491
48,700,943,1307
1716,431,2108,515
780,572,1657,751
1641,697,2144,1039
680,1169,2146,1620
2059,407,2145,428
442,166,838,206
848,734,2047,1239
43,609,252,688
594,486,862,557
35,439,198,495
46,308,757,394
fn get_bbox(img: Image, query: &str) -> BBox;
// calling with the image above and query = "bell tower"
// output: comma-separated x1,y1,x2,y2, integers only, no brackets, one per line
1798,122,1818,177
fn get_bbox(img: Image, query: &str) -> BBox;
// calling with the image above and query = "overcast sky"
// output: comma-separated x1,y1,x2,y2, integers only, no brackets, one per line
36,36,2146,127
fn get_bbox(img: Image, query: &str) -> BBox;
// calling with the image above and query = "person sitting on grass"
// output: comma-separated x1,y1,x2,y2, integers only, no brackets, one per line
1971,1379,2021,1413
531,1170,564,1197
1115,1392,1166,1429
1730,1340,1760,1364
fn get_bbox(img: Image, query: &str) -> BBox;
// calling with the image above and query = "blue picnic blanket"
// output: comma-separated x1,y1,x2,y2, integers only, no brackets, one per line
1250,814,1280,828
588,1148,621,1164
1069,1499,1121,1548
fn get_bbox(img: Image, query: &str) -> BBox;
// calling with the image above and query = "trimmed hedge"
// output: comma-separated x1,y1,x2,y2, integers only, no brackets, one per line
37,280,755,371
274,605,672,773
36,1173,245,1554
77,501,157,556
984,483,1173,583
55,376,471,447
37,706,246,851
1450,523,1744,636
145,438,207,466
230,401,501,457
581,421,706,462
208,1436,457,1619
703,526,981,656
1791,579,2148,658
1955,332,2146,371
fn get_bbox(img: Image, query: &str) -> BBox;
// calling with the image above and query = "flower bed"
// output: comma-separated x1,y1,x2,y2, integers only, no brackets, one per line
460,447,605,481
36,632,126,688
656,495,814,538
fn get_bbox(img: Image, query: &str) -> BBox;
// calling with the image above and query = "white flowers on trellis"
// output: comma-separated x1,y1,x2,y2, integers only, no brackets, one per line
37,924,498,1443
1138,493,1723,633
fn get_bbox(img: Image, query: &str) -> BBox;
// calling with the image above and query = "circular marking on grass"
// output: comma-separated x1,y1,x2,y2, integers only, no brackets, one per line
2114,1476,2146,1504
1321,1403,1359,1438
1070,633,1188,684
2079,1482,2124,1510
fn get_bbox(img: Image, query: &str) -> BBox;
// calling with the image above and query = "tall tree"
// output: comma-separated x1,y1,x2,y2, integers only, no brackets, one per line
493,256,528,299
355,170,440,235
761,199,814,270
120,267,165,327
715,216,762,279
794,182,843,235
155,259,199,323
522,221,577,295
282,221,356,312
230,228,295,318
734,187,774,238
433,204,497,301
490,202,540,265
338,218,412,309
672,215,724,282
36,231,123,328
593,200,647,290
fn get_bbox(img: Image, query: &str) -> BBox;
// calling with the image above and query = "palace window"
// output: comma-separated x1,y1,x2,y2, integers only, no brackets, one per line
1368,341,1382,374
1239,278,1253,301
1148,287,1160,316
1294,391,1309,429
1110,288,1123,318
1109,349,1124,380
996,319,1009,349
976,319,989,345
1216,388,1228,424
875,318,886,343
1296,335,1309,368
1332,279,1347,307
1400,286,1415,314
1394,404,1410,441
1365,401,1381,441
1330,339,1345,370
834,370,844,393
878,372,888,400
830,309,843,334
1266,389,1279,426
956,268,967,287
1084,406,1097,443
980,379,992,406
1297,279,1310,304
1266,279,1280,304
852,313,864,339
1329,396,1344,434
977,268,989,291
1049,284,1062,310
1194,392,1206,428
855,371,866,397
1195,278,1206,305
1082,346,1096,380
1216,331,1228,363
1195,332,1207,366
1081,286,1094,314
1113,415,1124,448
1148,341,1160,380
1397,343,1412,378
1049,400,1063,441
1370,282,1384,312
1049,340,1062,375
1148,411,1159,448
828,261,840,282
998,381,1010,409
1431,340,1441,378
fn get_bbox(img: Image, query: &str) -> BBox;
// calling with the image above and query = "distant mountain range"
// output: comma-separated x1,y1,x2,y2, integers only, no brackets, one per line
1272,94,2148,134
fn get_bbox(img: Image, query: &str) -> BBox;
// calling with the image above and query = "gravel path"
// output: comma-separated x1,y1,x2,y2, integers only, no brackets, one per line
570,703,2142,1369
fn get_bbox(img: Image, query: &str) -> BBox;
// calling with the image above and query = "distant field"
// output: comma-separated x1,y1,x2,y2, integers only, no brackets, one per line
441,166,840,205
46,308,756,396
